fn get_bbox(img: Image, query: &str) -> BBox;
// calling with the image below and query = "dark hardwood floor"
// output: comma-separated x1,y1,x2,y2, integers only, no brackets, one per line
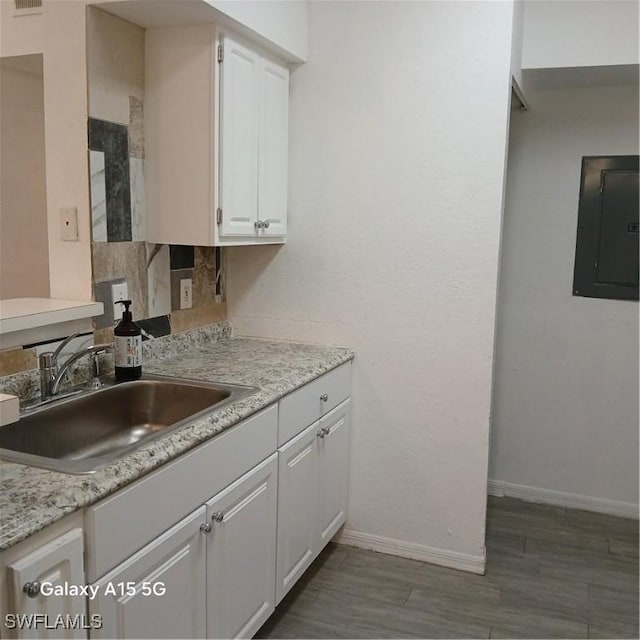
256,496,639,639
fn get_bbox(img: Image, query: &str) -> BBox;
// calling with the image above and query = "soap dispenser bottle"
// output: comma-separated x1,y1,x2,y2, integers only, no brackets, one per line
114,300,142,381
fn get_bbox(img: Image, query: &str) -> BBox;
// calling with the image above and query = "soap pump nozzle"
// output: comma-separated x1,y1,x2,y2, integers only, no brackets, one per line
115,299,133,322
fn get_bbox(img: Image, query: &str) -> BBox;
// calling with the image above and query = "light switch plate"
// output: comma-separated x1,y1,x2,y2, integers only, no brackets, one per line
180,278,193,310
60,207,79,241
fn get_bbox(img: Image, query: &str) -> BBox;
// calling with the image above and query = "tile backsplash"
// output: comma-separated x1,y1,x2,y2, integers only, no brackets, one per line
89,118,133,242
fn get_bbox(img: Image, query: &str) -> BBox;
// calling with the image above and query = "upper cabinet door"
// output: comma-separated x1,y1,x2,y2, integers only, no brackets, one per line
258,58,289,237
220,36,260,237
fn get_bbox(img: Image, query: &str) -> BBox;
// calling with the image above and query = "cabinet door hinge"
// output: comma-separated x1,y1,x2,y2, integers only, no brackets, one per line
217,44,224,63
216,208,222,225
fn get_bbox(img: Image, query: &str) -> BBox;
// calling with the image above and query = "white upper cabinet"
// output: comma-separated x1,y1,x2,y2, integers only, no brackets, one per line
146,26,289,246
258,56,289,237
219,34,289,239
219,36,260,237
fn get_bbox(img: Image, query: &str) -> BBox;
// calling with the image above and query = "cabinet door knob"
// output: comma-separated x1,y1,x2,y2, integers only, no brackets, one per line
200,523,212,534
23,581,41,598
320,394,328,402
316,429,325,439
254,220,264,230
322,426,331,436
263,220,270,229
212,511,224,522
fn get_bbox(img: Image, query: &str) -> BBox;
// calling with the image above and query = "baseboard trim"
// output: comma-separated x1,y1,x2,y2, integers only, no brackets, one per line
488,479,639,519
334,529,486,575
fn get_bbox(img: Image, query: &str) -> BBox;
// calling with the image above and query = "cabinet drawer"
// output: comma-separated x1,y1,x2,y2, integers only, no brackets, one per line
86,404,277,581
278,362,351,447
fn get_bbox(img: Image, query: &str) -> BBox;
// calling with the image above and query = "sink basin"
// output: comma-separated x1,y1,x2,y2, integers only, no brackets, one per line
0,375,257,474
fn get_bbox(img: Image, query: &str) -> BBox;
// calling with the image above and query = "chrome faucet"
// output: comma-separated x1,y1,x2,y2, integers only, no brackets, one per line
38,334,113,400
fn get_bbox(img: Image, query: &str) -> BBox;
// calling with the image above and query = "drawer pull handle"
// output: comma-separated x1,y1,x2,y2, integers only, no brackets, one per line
316,429,325,439
212,511,225,523
23,581,41,598
320,394,328,402
200,523,212,534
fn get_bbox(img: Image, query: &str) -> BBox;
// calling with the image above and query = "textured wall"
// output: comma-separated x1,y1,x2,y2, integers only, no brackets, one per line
228,1,514,562
207,0,309,62
491,85,639,509
0,57,49,299
522,0,639,70
0,1,93,301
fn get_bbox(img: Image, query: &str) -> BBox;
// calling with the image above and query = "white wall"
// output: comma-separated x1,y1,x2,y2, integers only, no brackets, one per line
491,85,639,514
510,0,524,89
206,0,308,62
92,0,308,63
229,0,514,566
0,57,50,299
0,0,94,301
0,0,43,57
42,1,93,300
522,0,639,70
87,6,144,126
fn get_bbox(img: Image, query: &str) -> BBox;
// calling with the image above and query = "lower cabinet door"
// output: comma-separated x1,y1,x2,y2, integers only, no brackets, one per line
206,454,278,639
90,507,207,639
7,528,87,640
317,399,351,549
275,422,320,604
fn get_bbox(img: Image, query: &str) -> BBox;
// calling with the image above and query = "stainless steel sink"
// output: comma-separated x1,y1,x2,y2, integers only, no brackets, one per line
0,375,257,474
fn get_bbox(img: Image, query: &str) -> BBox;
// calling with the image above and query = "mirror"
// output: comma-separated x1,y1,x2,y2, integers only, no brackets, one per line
0,54,50,299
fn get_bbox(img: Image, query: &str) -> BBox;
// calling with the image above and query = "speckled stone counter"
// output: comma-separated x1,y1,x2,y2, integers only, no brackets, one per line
0,328,353,551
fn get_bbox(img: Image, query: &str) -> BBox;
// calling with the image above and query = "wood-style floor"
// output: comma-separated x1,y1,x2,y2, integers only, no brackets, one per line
257,497,639,639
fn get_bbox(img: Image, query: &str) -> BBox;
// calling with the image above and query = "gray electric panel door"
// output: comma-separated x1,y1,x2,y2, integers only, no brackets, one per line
573,156,639,301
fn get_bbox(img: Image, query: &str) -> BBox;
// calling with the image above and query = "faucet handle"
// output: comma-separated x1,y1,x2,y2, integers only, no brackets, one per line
90,345,113,390
92,343,114,353
90,352,102,389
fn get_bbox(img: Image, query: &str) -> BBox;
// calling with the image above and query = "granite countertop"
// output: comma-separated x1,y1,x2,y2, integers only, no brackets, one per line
0,332,353,551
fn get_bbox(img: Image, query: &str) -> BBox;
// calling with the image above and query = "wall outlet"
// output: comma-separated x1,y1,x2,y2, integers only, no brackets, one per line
60,207,79,241
112,282,129,321
180,278,193,310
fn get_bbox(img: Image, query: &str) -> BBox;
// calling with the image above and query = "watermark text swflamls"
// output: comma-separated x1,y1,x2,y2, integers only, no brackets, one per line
5,614,103,631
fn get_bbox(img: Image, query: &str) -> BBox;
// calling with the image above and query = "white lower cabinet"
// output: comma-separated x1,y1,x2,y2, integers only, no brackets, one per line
276,399,351,604
1,366,352,640
6,529,86,640
275,423,319,603
317,400,351,548
205,454,277,639
90,507,207,639
89,457,279,640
